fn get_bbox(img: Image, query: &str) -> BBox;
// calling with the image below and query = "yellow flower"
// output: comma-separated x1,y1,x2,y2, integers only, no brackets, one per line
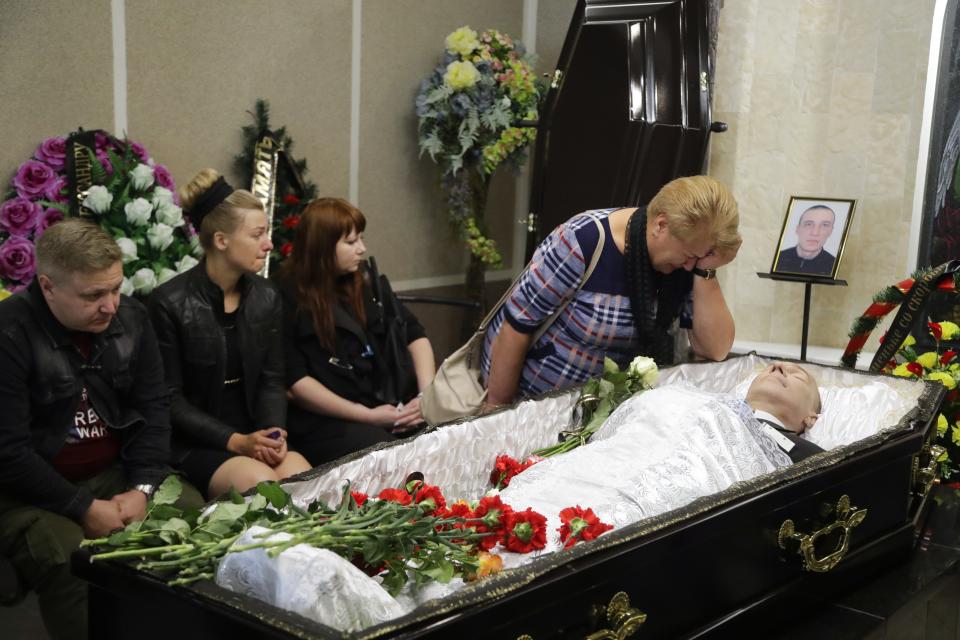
927,371,957,389
0,288,10,302
953,424,960,446
892,363,918,377
900,335,916,348
941,321,960,340
445,26,480,57
916,351,938,369
444,60,480,90
937,413,948,437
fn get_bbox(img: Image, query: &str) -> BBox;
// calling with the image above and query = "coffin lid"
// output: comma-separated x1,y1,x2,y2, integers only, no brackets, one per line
525,0,721,259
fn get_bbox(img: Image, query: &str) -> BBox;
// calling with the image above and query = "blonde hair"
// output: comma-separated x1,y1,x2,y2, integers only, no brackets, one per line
36,218,122,280
179,168,263,251
648,175,740,254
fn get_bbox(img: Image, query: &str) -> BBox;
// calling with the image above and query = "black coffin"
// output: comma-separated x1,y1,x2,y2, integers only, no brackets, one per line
74,356,946,639
525,0,720,259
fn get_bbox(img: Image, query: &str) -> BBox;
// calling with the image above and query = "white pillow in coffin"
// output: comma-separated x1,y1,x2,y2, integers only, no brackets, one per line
730,374,914,451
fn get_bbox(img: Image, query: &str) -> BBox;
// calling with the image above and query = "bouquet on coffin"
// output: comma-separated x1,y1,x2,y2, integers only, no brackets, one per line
82,357,660,630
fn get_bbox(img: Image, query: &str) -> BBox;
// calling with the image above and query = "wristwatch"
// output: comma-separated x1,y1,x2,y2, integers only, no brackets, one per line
693,267,717,280
132,483,156,499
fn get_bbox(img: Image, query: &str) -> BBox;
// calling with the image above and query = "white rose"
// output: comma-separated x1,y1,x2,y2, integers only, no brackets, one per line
156,201,184,227
115,237,138,264
124,198,153,226
628,355,659,387
151,186,175,207
130,268,157,295
189,233,203,257
120,277,134,297
130,163,155,190
83,185,113,214
146,223,174,251
157,267,178,285
176,254,199,273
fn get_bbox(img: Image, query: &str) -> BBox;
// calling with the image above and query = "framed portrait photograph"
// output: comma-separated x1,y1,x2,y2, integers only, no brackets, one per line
770,196,856,279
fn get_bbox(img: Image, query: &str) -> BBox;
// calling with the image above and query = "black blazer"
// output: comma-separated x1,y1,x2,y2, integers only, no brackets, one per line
0,282,171,521
279,266,426,414
148,263,286,453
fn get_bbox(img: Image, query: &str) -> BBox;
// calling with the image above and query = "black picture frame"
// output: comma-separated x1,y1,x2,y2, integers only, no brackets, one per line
770,196,856,280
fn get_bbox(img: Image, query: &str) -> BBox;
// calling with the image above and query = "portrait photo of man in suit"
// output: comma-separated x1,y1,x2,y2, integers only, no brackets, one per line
772,198,854,278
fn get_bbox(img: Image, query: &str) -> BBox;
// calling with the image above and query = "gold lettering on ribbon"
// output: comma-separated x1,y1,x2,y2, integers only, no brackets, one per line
251,135,280,276
73,143,94,214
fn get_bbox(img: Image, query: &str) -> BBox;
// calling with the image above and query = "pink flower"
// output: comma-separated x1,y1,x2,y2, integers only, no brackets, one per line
0,236,36,283
96,150,115,176
13,160,56,200
95,132,111,150
128,140,150,163
43,176,67,203
34,137,67,171
0,198,41,236
37,208,64,235
153,164,175,190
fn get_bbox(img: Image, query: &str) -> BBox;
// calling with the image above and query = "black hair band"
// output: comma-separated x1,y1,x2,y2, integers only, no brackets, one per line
189,176,234,228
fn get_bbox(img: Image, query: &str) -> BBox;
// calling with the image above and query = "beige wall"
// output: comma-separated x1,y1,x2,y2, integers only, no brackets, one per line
710,0,936,349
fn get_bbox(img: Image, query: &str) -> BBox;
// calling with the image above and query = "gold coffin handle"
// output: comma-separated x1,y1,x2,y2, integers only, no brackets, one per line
916,444,947,496
778,495,867,573
516,591,647,640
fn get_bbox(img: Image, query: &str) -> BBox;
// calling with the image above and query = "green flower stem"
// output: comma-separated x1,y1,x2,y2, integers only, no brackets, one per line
90,544,192,561
168,572,214,587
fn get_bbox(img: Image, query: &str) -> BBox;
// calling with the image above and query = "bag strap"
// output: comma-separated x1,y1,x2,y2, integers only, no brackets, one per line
475,213,606,338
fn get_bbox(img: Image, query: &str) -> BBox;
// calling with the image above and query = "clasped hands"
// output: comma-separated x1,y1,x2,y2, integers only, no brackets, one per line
82,489,148,538
228,428,289,466
367,396,424,434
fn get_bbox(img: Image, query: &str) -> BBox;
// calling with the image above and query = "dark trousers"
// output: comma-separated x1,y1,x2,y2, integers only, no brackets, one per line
288,408,397,467
0,467,203,640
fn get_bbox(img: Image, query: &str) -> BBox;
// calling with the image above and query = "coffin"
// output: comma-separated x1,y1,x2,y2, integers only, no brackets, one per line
74,354,946,639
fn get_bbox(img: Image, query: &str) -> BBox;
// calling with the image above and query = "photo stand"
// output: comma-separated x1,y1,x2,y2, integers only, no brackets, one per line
757,272,848,361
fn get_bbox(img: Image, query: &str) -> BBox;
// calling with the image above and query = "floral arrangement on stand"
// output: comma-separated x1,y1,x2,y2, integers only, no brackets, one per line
234,99,318,270
0,131,199,297
842,268,960,482
416,26,546,310
881,322,960,483
489,356,660,490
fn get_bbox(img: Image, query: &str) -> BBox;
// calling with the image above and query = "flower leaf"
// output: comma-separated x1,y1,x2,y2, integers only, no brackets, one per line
153,475,183,505
256,481,290,509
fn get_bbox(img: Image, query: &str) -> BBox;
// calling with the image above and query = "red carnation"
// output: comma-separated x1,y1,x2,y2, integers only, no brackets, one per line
474,495,513,551
906,362,924,377
502,508,547,554
413,483,446,515
283,194,301,205
350,491,368,508
557,505,613,549
490,454,525,489
377,487,412,505
280,242,293,257
446,500,474,519
282,214,301,229
930,322,943,340
942,350,957,365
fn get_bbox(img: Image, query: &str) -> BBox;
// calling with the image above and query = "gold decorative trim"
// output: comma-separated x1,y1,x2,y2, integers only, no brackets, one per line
777,495,867,572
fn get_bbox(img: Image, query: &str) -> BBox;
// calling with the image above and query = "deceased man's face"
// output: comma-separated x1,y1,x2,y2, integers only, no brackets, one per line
795,206,835,256
746,361,821,432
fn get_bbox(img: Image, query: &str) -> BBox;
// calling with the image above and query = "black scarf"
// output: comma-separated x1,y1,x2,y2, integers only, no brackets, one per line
623,207,694,365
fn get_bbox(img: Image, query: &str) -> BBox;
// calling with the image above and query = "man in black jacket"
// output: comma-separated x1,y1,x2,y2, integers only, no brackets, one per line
0,219,181,640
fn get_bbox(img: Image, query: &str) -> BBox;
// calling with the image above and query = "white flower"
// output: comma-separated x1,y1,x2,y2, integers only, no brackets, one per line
83,185,113,214
175,254,199,273
124,198,153,226
129,163,155,190
157,267,178,285
628,356,659,388
130,268,157,295
146,223,174,251
115,237,138,264
500,96,511,108
151,186,175,207
155,201,184,227
120,277,134,296
189,233,203,257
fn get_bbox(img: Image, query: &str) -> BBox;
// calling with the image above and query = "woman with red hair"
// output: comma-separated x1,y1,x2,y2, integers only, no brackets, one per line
278,198,435,464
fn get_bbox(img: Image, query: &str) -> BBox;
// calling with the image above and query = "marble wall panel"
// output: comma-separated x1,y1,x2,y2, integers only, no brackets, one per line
0,0,114,172
126,0,352,196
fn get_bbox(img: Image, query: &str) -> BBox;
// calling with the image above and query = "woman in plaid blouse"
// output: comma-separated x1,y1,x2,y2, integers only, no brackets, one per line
481,176,741,406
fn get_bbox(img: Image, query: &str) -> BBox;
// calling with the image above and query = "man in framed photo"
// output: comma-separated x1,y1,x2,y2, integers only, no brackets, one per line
776,204,836,276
